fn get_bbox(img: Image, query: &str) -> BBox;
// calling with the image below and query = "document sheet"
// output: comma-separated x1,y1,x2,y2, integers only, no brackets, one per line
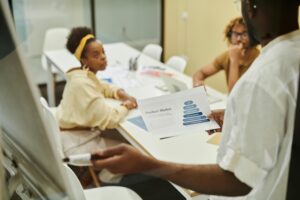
137,87,220,138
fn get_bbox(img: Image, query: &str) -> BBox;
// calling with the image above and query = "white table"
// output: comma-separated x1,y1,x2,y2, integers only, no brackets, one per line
44,49,80,106
45,43,227,108
44,43,227,199
100,43,226,161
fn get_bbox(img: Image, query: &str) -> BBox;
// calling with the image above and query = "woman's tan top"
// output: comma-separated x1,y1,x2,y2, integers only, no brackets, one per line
213,47,260,85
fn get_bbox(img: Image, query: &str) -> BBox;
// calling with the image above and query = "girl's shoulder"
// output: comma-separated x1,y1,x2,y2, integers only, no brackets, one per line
66,70,95,88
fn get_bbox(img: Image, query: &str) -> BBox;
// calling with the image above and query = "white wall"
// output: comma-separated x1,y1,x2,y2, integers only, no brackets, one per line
11,0,162,84
13,0,91,57
95,0,161,50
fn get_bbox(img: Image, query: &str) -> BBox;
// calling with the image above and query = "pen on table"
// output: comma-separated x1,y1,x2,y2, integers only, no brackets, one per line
62,153,108,163
145,66,165,71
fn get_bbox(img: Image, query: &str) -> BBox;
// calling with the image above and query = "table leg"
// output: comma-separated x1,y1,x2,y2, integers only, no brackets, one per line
46,59,55,106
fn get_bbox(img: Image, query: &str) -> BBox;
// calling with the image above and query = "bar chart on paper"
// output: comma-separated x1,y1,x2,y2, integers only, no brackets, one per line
135,87,220,138
182,100,210,126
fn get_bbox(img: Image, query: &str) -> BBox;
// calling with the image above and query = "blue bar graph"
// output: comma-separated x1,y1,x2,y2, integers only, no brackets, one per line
182,100,210,126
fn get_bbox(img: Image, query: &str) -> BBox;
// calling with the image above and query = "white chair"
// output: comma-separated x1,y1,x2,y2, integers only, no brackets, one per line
40,97,64,157
41,27,70,73
40,97,101,186
165,56,187,73
39,97,142,200
64,164,142,200
142,44,162,61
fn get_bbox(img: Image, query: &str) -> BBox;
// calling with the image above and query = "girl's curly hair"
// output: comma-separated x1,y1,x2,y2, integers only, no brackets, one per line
66,27,96,58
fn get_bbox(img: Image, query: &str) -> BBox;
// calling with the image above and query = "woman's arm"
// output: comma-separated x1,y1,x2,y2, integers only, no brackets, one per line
227,44,246,92
193,63,220,87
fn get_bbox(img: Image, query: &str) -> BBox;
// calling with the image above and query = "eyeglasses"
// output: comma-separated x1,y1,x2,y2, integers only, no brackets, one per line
231,31,248,40
233,0,241,12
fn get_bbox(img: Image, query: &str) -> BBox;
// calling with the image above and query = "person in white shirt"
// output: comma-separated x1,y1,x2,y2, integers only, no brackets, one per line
91,0,300,199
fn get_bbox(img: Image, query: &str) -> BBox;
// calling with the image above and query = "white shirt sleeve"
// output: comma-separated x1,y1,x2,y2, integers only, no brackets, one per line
218,79,286,188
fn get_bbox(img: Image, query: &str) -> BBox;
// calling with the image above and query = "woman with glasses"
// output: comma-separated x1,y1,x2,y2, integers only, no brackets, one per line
193,16,259,92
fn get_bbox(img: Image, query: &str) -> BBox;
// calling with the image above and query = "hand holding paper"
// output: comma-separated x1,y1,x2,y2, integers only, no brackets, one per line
136,87,220,138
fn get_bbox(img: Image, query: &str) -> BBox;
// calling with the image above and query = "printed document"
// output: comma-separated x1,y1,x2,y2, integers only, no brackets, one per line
137,87,220,138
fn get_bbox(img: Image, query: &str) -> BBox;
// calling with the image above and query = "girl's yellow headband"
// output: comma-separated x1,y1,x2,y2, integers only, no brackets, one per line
74,34,95,60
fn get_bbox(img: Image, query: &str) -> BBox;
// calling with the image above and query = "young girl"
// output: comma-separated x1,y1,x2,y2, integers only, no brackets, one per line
56,27,137,156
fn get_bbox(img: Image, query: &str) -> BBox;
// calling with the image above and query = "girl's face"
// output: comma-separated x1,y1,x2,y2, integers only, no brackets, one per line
81,40,107,73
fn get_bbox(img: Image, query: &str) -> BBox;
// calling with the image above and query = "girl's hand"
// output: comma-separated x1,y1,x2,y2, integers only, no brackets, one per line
121,100,137,110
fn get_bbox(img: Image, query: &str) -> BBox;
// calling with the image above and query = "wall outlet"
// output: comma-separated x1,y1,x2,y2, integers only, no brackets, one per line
181,11,189,20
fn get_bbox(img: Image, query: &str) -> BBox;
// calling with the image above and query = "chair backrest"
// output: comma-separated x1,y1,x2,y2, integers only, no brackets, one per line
39,98,143,200
39,97,64,158
40,97,87,200
142,44,162,61
64,165,144,200
165,56,187,73
63,164,87,200
41,27,70,72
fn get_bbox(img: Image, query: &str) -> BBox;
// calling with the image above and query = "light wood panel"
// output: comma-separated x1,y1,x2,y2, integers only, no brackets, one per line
164,0,240,93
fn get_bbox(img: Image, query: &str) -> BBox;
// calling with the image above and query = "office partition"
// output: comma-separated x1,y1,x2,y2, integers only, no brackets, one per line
93,0,163,50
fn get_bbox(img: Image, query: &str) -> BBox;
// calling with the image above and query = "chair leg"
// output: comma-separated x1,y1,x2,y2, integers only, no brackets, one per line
88,166,101,187
53,73,56,105
68,165,100,188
